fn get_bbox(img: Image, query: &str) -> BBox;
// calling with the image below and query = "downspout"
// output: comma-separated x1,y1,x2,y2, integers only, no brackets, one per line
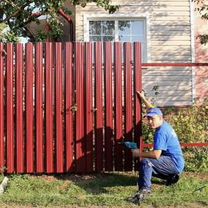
58,9,74,41
190,0,196,104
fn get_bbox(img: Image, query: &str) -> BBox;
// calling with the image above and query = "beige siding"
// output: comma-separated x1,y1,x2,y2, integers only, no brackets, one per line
194,1,208,103
142,67,193,106
75,0,191,62
74,0,193,106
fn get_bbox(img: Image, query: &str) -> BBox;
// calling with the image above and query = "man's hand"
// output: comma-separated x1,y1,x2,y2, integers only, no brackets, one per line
136,90,155,109
132,149,140,158
123,141,138,150
119,141,138,150
136,90,145,100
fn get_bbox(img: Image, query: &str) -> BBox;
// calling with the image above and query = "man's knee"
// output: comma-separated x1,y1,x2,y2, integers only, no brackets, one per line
140,158,153,168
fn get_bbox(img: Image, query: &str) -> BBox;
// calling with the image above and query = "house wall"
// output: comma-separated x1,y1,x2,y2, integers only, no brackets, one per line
74,0,194,107
194,1,208,104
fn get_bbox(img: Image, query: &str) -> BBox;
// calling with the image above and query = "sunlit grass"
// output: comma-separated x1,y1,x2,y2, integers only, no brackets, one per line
0,172,207,207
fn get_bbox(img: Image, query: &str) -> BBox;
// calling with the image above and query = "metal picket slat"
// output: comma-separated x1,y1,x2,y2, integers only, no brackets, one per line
124,43,133,171
55,43,64,173
25,43,34,173
134,42,142,170
85,42,94,172
94,42,103,172
104,42,114,171
114,42,124,171
16,43,24,173
0,43,5,171
35,43,44,173
6,43,15,173
75,43,86,173
45,42,54,173
65,42,74,172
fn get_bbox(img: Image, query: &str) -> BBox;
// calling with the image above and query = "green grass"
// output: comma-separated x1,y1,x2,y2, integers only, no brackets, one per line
0,172,207,207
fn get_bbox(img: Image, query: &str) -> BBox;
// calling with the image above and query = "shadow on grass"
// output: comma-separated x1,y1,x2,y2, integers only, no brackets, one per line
55,172,138,195
54,172,168,196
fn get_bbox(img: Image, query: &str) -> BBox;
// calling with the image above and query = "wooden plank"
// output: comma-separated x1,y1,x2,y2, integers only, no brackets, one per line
154,94,192,100
149,45,191,52
143,71,192,76
150,11,190,16
152,57,192,62
150,31,190,36
143,80,191,86
150,16,190,22
144,76,192,81
147,91,192,98
151,40,191,46
113,0,189,5
156,100,193,107
143,85,191,91
150,36,191,41
151,25,190,32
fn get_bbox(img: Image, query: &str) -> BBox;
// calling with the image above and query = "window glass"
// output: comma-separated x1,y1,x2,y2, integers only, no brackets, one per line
102,21,115,35
103,36,115,41
118,21,130,36
89,21,115,41
89,21,101,35
89,36,101,41
119,35,131,42
131,21,144,35
132,35,143,42
88,19,146,61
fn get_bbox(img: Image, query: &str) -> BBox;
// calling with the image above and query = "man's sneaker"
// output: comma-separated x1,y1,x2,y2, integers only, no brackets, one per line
128,188,151,205
166,174,179,186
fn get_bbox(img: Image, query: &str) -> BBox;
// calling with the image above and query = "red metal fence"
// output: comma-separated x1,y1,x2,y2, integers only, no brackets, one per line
0,42,142,174
0,42,207,174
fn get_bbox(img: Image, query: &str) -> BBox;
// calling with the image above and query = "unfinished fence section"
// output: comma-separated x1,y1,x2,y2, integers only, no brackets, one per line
0,42,142,174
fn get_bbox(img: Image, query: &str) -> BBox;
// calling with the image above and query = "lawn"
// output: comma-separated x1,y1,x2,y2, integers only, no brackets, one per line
0,172,207,207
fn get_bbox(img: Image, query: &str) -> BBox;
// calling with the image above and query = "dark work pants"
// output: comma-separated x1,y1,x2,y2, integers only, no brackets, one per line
138,156,179,190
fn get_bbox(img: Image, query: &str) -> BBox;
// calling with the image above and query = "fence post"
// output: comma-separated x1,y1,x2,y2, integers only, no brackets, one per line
0,43,4,172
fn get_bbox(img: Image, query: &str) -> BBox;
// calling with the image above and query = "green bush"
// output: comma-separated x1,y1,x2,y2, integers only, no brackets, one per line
164,103,208,144
183,148,208,172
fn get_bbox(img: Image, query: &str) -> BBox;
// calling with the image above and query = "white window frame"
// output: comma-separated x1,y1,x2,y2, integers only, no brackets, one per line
84,14,151,63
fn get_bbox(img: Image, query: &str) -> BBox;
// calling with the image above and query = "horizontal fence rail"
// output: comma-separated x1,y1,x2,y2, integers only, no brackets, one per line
140,139,208,150
0,42,142,174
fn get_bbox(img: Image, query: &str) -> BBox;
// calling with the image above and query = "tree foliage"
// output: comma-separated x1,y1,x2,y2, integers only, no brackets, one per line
0,0,118,42
193,0,208,45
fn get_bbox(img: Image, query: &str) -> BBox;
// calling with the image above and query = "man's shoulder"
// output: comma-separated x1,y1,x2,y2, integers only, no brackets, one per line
157,121,174,135
160,121,178,139
160,121,171,130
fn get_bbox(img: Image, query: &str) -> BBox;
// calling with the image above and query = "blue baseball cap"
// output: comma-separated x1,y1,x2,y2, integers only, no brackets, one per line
145,108,163,117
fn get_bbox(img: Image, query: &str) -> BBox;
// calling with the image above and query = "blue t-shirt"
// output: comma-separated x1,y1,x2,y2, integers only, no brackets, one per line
154,121,185,173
